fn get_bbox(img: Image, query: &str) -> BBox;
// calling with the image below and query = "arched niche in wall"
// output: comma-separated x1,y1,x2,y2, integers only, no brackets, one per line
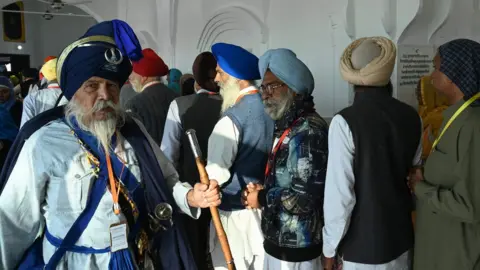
196,4,268,55
428,0,480,45
75,4,102,22
343,0,397,39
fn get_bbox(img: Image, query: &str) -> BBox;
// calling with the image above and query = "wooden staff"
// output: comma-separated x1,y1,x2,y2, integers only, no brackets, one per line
186,129,235,270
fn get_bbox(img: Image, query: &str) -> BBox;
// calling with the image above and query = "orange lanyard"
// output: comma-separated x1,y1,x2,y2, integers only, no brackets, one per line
264,116,303,177
235,90,259,103
47,85,60,89
105,151,121,214
103,137,126,215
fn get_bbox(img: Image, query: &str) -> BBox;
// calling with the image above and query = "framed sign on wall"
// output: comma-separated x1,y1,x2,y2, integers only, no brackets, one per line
2,1,26,43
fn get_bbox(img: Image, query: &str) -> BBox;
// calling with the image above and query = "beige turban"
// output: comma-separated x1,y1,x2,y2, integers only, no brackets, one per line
41,58,57,81
340,36,396,86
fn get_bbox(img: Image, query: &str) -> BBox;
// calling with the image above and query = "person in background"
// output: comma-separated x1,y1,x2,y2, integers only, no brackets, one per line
35,56,57,92
0,76,23,126
207,43,274,270
161,51,222,269
0,19,220,270
0,106,18,169
323,37,421,270
244,48,328,270
10,75,20,96
168,68,183,94
20,58,67,127
411,39,480,270
17,68,38,98
180,73,195,96
125,48,177,145
119,81,137,108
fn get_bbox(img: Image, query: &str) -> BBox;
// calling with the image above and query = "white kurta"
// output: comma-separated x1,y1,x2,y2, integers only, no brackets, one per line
206,86,265,270
20,84,68,127
161,89,214,169
322,115,420,269
0,119,199,270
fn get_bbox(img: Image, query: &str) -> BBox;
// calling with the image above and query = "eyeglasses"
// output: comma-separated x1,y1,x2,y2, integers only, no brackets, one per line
259,83,286,95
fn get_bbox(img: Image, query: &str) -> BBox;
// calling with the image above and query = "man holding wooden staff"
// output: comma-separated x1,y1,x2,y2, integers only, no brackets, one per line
206,42,274,270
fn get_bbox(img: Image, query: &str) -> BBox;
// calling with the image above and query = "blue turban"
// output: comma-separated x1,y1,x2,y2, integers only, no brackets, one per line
259,48,315,95
57,19,143,100
168,68,183,94
439,39,480,103
211,43,260,80
0,76,15,110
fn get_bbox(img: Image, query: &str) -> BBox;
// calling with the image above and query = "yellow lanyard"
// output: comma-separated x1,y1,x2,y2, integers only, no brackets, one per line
430,92,480,154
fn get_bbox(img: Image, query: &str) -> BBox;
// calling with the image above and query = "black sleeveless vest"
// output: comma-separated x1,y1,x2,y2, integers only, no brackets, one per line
337,87,421,264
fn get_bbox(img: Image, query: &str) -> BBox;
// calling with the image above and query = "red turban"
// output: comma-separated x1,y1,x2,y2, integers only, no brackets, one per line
44,56,56,63
132,48,169,77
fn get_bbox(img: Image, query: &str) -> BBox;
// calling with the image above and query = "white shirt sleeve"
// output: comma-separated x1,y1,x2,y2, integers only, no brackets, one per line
322,114,356,258
132,118,199,219
205,116,240,186
0,136,47,269
160,100,182,168
20,94,36,128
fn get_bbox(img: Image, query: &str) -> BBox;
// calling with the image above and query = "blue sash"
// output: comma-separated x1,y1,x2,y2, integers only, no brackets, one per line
18,117,145,269
18,171,110,269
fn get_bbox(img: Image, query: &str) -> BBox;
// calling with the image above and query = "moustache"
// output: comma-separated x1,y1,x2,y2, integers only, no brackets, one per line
89,100,117,113
263,99,278,107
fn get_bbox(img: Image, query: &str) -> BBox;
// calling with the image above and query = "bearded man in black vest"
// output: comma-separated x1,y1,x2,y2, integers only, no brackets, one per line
322,37,422,270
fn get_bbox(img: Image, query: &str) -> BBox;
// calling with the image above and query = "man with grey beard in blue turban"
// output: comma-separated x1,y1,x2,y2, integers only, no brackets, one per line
244,48,329,269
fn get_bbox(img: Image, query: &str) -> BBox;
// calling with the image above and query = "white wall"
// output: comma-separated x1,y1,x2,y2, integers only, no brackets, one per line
2,0,475,117
38,5,96,65
155,0,480,117
0,1,96,68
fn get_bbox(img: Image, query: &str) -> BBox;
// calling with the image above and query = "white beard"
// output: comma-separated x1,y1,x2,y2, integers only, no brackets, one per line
65,99,125,151
131,79,143,93
219,76,242,114
263,88,295,120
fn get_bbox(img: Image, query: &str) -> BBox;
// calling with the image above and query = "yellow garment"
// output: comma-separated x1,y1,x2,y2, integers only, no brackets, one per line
41,58,57,81
417,76,448,159
9,75,19,86
340,36,396,86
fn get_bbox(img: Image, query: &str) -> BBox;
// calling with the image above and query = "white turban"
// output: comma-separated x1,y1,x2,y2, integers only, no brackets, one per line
340,36,396,86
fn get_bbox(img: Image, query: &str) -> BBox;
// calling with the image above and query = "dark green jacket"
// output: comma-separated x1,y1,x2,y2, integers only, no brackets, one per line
414,100,480,270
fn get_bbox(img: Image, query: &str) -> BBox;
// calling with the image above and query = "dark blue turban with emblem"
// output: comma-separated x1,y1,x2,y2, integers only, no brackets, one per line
57,19,143,100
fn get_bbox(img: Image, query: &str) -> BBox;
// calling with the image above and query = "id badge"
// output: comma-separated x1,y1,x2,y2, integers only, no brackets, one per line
110,222,129,252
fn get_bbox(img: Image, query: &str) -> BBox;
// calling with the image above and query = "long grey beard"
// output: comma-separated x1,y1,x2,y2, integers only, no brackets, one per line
65,99,125,151
219,77,242,114
264,88,295,120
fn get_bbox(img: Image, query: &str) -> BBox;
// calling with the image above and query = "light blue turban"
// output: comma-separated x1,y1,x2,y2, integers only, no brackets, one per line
259,48,315,95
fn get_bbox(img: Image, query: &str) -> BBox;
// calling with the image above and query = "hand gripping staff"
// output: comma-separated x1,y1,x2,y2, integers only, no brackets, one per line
186,129,236,270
